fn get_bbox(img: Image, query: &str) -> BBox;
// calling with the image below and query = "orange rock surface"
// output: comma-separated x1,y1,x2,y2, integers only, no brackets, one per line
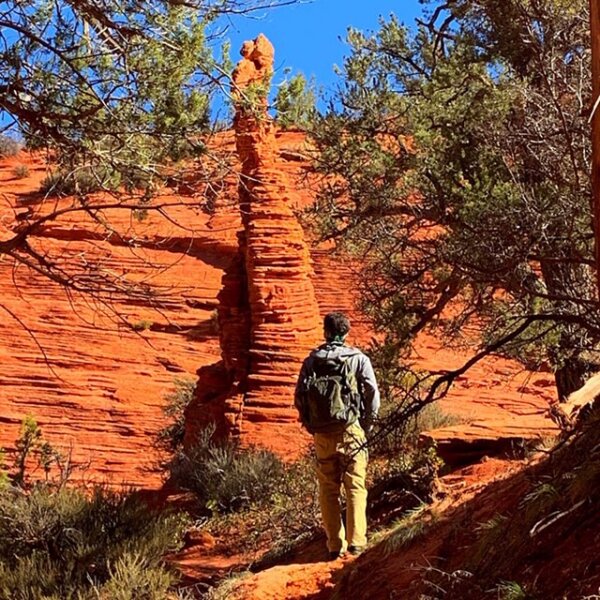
0,153,233,488
185,35,321,453
0,130,557,489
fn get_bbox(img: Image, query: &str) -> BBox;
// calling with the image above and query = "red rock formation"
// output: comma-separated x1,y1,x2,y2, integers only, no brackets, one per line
185,35,321,452
0,154,230,488
0,131,558,488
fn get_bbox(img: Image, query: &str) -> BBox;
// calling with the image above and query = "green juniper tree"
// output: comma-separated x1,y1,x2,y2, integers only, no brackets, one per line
309,0,598,401
274,71,317,129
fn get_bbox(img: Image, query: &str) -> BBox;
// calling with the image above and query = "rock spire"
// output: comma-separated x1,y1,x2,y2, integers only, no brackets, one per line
185,34,321,452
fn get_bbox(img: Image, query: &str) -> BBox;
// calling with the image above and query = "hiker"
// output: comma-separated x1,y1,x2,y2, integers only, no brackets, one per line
295,311,380,559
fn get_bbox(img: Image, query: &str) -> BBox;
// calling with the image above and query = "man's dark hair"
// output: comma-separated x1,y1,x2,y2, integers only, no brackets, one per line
324,312,351,341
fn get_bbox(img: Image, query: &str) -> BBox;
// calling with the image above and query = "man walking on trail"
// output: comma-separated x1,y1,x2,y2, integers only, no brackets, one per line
295,312,380,560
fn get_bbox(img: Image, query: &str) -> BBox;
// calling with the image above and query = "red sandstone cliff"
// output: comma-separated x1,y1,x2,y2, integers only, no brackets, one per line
0,127,557,488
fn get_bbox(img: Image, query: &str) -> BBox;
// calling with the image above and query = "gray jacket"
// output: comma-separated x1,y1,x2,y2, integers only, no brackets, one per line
295,341,381,428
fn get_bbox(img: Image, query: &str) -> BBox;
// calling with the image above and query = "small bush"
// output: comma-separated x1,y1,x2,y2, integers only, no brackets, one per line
373,401,462,458
40,166,121,196
169,426,286,514
202,451,320,560
203,571,250,600
0,483,188,599
13,415,43,487
496,580,531,600
90,551,175,600
0,450,8,489
384,503,431,554
12,165,29,179
133,208,149,222
156,378,196,455
164,422,321,558
0,135,21,158
131,319,153,332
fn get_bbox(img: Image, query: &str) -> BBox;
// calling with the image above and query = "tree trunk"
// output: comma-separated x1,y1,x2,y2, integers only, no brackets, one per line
554,354,592,402
540,259,598,401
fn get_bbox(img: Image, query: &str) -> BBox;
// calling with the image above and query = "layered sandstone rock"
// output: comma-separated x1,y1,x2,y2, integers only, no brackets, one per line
0,105,558,488
185,35,321,452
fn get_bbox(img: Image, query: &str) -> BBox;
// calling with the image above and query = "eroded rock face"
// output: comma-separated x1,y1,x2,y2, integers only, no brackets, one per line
185,35,321,451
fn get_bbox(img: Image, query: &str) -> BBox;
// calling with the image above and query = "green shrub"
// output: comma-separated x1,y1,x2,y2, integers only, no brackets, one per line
90,552,174,600
496,580,531,600
169,426,286,514
384,503,431,554
0,451,8,489
203,451,320,561
12,165,29,179
156,378,196,455
0,483,188,599
274,72,317,130
372,401,462,458
13,415,43,487
40,166,121,196
131,319,153,332
164,418,321,557
0,135,21,158
203,571,250,600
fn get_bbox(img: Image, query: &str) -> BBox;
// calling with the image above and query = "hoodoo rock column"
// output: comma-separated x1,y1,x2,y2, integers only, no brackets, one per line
231,34,322,448
185,35,321,453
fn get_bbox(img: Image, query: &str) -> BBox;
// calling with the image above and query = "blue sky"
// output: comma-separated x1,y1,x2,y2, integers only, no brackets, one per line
1,1,426,133
217,0,423,97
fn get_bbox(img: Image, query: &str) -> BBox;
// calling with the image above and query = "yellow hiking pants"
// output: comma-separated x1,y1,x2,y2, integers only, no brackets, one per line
314,421,368,553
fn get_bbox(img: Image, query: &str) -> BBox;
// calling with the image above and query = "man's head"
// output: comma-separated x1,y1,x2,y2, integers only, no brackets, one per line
324,312,351,343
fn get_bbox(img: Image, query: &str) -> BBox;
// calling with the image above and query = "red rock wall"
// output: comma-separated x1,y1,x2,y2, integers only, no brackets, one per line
0,123,558,489
0,154,232,488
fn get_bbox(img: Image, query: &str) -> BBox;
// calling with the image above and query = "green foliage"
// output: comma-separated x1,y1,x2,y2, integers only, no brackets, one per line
40,167,121,197
519,482,559,524
0,483,188,599
496,580,532,600
156,378,196,455
369,361,462,459
0,451,8,489
242,456,320,563
235,78,272,119
309,0,597,400
169,426,286,514
90,552,175,600
0,135,21,157
130,319,154,332
274,72,317,130
9,416,73,488
475,513,509,534
203,571,250,600
384,502,431,554
202,453,321,563
3,3,215,174
12,165,29,179
167,428,320,560
13,416,43,487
